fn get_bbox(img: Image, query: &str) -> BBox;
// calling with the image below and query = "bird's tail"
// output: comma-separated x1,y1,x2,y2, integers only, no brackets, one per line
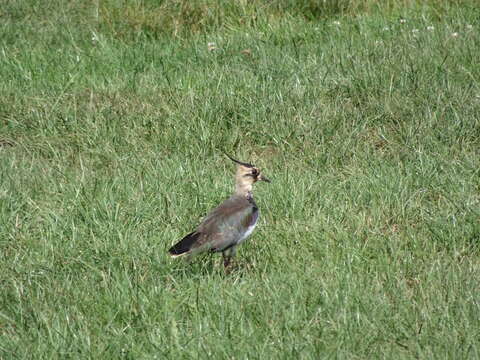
168,232,201,257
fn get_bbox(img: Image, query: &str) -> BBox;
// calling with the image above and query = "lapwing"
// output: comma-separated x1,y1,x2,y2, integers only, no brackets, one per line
168,154,270,268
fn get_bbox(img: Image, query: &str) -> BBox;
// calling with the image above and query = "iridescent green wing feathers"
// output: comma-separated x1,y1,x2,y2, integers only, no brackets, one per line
192,195,256,252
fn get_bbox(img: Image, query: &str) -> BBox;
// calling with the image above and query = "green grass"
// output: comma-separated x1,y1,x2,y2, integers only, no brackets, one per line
1,0,479,358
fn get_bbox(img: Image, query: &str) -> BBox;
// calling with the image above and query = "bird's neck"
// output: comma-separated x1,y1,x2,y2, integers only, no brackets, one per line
235,182,253,197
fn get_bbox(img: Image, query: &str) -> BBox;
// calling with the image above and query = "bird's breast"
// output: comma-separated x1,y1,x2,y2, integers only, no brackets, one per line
238,207,259,244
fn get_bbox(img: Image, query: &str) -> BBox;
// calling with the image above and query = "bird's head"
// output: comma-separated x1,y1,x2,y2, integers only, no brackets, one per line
225,153,270,195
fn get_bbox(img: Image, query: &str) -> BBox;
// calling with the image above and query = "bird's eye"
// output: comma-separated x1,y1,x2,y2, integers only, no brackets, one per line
251,169,258,176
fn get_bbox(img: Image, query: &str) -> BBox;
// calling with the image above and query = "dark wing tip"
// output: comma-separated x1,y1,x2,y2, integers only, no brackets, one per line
169,232,201,256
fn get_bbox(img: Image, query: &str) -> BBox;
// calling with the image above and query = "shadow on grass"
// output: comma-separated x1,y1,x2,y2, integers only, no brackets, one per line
166,253,260,280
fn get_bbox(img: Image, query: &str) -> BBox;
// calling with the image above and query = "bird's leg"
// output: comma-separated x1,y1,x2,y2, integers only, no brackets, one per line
222,252,232,268
222,247,236,270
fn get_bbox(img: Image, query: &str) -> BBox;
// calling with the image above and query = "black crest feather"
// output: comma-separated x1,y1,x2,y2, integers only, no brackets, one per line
224,152,254,168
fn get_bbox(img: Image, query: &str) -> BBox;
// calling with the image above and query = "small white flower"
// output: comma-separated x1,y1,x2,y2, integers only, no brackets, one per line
91,31,99,43
466,24,473,31
399,19,407,24
451,32,459,38
207,42,216,51
383,26,390,31
426,26,434,31
333,21,341,26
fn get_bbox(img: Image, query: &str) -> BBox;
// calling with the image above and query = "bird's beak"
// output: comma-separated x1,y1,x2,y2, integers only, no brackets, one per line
259,174,271,183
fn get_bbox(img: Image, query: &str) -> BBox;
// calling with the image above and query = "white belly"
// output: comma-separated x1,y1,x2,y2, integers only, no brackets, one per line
238,222,257,244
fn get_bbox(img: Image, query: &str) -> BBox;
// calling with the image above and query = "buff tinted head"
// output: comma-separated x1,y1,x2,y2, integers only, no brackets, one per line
225,153,270,184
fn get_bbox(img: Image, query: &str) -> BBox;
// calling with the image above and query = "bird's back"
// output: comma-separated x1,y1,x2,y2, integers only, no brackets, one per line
169,194,258,257
196,194,258,252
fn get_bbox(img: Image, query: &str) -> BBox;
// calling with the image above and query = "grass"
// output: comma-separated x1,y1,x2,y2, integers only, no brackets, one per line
1,0,479,358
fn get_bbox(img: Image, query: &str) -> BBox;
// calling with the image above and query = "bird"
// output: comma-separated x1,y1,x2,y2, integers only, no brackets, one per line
168,153,270,268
